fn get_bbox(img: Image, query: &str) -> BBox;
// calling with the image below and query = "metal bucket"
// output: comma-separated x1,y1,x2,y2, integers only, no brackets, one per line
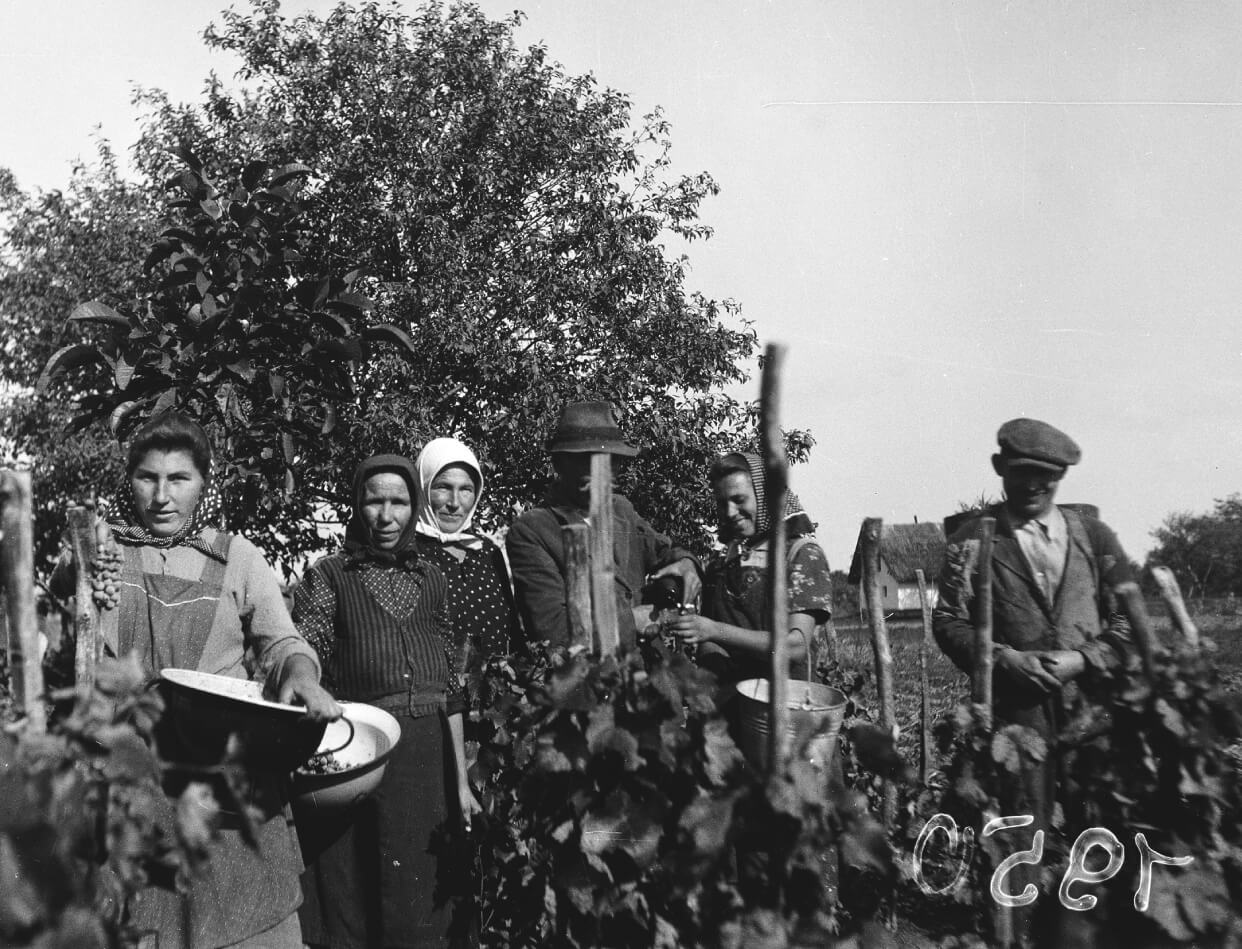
736,678,847,772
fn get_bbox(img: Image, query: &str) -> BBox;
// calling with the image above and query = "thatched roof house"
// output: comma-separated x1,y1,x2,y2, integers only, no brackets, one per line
848,521,948,614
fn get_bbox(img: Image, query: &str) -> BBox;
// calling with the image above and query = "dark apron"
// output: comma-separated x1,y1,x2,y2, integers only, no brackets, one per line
700,541,810,685
116,539,303,949
297,567,454,948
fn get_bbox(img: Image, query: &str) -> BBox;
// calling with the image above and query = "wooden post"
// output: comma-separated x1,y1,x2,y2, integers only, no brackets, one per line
969,519,1013,946
1151,566,1199,649
760,343,790,776
915,568,934,787
973,518,996,728
1114,581,1158,680
562,523,593,650
1,470,46,731
860,517,896,827
67,506,101,690
588,453,619,657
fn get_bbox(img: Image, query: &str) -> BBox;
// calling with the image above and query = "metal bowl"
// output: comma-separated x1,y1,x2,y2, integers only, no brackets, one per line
291,702,402,811
156,668,327,770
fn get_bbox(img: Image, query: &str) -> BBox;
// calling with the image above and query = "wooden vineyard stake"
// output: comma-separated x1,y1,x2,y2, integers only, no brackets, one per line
973,517,996,726
1114,581,1158,681
0,470,46,732
915,568,934,787
970,516,1014,947
588,452,619,656
67,505,101,690
562,523,592,651
860,517,897,828
759,343,790,776
1151,566,1199,649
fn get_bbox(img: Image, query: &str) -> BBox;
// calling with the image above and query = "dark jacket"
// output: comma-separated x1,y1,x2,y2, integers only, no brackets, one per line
933,503,1133,827
506,493,696,647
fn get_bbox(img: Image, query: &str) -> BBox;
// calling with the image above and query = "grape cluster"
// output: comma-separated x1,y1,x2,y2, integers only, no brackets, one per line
298,751,348,775
90,545,123,611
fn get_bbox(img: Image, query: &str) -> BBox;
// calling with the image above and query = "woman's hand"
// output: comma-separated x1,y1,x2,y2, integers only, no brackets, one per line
276,655,342,721
665,612,718,646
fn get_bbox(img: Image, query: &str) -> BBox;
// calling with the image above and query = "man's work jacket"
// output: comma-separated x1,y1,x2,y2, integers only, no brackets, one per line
933,504,1133,740
506,493,696,648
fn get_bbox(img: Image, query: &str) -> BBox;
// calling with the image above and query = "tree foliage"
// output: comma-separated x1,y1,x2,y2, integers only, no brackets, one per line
0,144,156,389
37,153,421,568
120,0,775,554
1146,495,1242,601
22,0,809,570
0,146,143,570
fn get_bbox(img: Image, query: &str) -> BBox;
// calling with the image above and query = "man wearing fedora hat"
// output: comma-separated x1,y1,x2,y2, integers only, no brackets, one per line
506,401,701,647
933,418,1135,946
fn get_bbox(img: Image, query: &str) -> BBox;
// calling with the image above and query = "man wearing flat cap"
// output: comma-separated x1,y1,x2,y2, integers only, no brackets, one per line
933,418,1134,945
506,401,701,647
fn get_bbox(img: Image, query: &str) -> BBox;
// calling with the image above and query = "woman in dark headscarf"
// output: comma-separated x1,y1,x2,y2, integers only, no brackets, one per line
48,410,338,949
667,451,833,686
293,454,463,949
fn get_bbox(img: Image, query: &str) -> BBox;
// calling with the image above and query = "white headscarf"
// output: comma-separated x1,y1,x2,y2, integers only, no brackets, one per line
414,437,485,547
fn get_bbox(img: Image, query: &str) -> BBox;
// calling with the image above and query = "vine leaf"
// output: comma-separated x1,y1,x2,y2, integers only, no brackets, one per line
991,730,1020,774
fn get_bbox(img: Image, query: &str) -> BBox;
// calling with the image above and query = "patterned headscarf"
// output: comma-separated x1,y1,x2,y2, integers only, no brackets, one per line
108,466,225,560
343,454,422,567
414,437,486,550
711,451,815,546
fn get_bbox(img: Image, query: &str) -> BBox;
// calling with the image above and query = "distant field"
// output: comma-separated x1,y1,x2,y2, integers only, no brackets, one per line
829,601,1242,773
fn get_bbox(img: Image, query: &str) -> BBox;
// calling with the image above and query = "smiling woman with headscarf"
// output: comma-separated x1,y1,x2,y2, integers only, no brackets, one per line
413,438,517,816
666,451,833,686
292,454,462,949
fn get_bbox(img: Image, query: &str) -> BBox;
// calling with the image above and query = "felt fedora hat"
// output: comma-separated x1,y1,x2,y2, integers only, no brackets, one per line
547,401,638,456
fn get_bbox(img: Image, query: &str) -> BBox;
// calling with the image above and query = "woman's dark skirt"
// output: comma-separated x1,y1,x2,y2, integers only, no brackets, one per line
297,711,457,949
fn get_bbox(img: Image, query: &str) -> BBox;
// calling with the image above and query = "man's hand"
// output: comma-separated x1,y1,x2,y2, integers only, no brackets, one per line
1040,650,1086,684
276,654,342,722
665,612,718,646
459,784,482,829
649,557,702,606
995,648,1062,693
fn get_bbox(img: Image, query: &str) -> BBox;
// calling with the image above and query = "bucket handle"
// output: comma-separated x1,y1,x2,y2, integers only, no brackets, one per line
793,625,817,706
313,716,355,759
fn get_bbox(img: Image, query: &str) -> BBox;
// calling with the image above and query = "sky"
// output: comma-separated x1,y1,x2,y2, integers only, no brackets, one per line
3,0,1241,570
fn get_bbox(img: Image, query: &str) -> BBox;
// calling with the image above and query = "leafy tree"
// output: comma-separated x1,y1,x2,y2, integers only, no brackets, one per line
0,143,156,388
0,145,145,571
1146,495,1242,601
0,396,124,572
38,154,419,570
108,0,782,564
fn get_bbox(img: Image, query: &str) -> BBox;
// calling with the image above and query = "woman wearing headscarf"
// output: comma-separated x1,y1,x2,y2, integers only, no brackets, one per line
667,451,833,686
48,410,339,949
292,454,464,949
412,437,518,825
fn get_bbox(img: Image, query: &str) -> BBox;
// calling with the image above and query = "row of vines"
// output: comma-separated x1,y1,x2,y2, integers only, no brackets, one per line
4,491,1242,949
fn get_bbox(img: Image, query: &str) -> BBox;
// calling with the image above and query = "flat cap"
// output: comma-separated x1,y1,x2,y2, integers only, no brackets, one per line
997,418,1081,470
